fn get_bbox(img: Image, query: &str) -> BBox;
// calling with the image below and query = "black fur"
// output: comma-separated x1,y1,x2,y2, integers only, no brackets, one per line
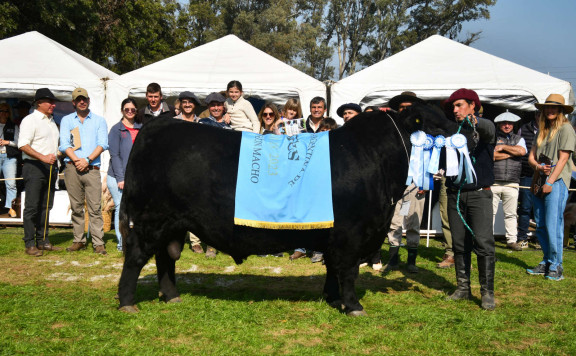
117,103,468,314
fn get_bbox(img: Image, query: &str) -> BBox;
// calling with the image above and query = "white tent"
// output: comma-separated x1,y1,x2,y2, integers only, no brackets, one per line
105,35,326,121
0,31,118,225
0,31,118,118
330,35,575,119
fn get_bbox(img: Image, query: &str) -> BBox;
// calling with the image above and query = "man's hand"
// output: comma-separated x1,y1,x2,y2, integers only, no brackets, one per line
74,158,89,172
118,181,124,190
42,153,57,165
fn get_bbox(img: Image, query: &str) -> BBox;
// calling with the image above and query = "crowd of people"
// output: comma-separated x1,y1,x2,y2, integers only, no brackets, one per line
3,80,574,311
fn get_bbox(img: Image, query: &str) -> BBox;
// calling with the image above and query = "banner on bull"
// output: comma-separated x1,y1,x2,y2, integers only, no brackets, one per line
234,131,334,229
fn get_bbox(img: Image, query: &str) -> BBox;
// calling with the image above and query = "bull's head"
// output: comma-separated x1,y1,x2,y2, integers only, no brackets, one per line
399,103,477,152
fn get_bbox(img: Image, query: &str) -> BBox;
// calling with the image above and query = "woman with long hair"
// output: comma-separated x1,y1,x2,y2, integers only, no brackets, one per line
107,98,142,251
258,103,281,134
526,94,575,281
0,103,19,217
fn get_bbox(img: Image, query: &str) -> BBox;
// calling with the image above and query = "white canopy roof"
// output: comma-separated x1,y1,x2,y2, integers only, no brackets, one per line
0,31,118,116
330,35,574,118
106,35,326,119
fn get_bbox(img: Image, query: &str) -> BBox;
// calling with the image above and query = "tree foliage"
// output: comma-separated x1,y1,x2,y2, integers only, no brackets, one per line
0,0,496,79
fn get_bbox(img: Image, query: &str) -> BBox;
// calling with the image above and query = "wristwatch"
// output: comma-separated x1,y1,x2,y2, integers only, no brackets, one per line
86,157,92,164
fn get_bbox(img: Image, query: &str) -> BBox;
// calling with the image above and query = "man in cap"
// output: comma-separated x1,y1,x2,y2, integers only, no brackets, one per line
60,88,109,255
18,88,61,256
336,103,361,123
138,82,176,125
199,92,231,129
382,92,427,273
492,111,527,251
444,88,497,310
174,91,201,122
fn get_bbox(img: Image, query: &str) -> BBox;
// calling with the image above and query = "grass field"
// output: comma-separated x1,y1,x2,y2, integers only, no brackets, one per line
1,226,575,355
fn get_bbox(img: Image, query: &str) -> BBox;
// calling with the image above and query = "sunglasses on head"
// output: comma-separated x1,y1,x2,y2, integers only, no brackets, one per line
123,108,136,114
262,112,274,117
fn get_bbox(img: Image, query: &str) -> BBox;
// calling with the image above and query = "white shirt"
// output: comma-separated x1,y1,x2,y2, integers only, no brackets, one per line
18,109,59,160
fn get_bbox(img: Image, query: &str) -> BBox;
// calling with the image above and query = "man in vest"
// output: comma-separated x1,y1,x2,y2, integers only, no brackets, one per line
492,112,527,251
517,110,539,248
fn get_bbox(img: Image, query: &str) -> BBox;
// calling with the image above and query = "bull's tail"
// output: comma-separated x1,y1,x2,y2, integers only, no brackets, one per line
119,194,130,253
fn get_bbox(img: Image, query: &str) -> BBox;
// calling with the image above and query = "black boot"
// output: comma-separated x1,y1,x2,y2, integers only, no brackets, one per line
478,255,496,310
383,246,400,273
406,247,418,273
446,253,472,300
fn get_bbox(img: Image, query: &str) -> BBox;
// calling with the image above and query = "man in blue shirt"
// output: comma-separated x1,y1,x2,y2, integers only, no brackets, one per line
60,88,109,255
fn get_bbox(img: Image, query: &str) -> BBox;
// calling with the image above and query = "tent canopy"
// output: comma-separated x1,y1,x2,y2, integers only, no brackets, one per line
330,35,574,118
0,31,118,116
106,35,326,119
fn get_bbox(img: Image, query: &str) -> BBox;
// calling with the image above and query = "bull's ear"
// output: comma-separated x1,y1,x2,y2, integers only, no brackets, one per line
400,106,423,133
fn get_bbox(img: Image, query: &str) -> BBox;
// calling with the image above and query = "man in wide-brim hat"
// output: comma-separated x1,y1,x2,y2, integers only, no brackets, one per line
18,88,61,256
388,91,426,112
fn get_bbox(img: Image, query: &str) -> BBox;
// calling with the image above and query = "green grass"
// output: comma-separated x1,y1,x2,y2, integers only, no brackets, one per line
1,227,575,355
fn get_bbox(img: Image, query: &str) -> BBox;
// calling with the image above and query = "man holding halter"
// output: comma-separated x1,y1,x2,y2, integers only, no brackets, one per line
18,88,61,257
444,89,497,310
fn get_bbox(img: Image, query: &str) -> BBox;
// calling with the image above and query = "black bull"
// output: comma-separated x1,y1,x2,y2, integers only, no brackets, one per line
118,104,469,316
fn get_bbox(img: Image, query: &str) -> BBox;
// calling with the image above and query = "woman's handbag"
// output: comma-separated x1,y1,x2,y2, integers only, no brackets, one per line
530,153,552,198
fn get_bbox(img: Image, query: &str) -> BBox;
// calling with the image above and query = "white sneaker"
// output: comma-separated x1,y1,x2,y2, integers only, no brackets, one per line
372,263,383,271
519,240,529,249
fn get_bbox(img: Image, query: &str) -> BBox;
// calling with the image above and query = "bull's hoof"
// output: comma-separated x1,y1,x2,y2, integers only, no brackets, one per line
347,310,368,317
167,296,182,303
118,305,140,313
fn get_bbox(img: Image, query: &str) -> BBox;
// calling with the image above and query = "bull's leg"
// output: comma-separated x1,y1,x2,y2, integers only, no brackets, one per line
323,259,342,310
155,244,181,303
118,231,150,313
339,265,367,316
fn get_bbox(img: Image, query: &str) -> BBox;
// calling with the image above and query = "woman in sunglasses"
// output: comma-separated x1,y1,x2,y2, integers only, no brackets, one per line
0,103,19,217
107,98,142,251
258,103,281,135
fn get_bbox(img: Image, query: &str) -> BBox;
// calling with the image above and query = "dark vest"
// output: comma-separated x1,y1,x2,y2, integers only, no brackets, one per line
518,121,538,177
2,121,20,158
493,131,522,183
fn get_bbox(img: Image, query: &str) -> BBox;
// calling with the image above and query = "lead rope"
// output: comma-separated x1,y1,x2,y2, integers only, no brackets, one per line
385,112,409,161
455,115,477,238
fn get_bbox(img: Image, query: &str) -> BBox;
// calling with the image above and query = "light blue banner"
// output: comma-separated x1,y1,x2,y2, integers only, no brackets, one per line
234,132,334,229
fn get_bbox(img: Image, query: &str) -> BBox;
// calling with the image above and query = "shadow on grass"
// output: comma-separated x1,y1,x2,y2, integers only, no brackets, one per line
131,264,455,308
46,230,119,248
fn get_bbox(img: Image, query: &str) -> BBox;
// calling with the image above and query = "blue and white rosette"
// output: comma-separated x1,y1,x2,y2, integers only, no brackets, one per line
427,135,445,175
406,131,427,188
446,133,477,185
421,135,434,190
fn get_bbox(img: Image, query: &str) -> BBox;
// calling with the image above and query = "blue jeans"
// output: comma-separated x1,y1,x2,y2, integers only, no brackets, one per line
533,179,568,271
517,176,533,241
0,153,17,209
107,175,123,251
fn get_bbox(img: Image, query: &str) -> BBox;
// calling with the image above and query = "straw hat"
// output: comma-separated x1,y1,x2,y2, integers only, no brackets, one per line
534,94,573,114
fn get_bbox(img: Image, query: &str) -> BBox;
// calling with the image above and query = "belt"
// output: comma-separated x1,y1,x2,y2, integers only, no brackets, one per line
448,186,490,193
67,161,100,170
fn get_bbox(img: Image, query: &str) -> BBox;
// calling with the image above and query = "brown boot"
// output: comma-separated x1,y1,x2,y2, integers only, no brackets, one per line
37,243,63,251
94,245,108,255
437,254,455,269
289,251,306,260
25,246,43,257
190,244,204,254
66,242,87,252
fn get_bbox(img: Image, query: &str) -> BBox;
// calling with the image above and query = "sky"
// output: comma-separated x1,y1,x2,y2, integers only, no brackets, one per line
460,0,576,98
